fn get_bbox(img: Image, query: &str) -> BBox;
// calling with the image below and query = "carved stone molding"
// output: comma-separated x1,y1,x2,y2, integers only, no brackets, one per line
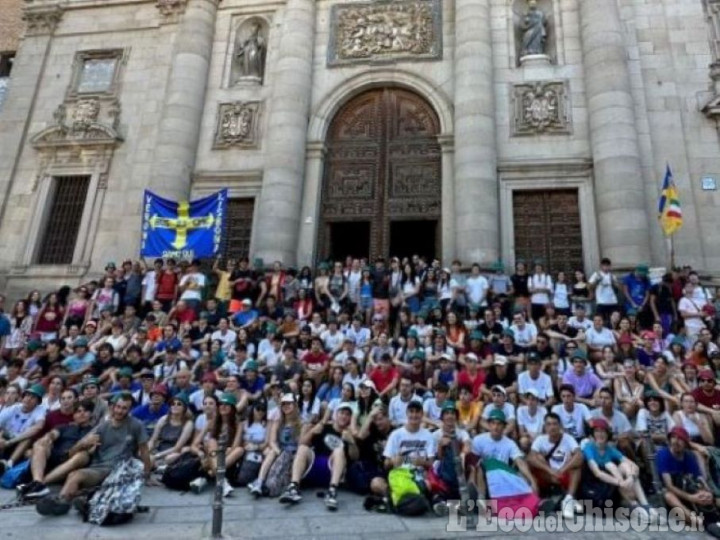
22,5,64,36
156,0,188,23
327,0,442,66
213,101,261,149
511,80,571,136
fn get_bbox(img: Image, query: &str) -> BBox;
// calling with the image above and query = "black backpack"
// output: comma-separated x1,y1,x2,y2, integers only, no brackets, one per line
393,493,430,516
161,454,202,491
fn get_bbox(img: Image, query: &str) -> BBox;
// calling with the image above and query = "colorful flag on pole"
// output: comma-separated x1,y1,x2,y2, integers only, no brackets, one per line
658,164,683,236
140,190,227,258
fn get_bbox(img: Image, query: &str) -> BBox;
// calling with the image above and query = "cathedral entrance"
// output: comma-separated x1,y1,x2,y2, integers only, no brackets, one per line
318,87,442,262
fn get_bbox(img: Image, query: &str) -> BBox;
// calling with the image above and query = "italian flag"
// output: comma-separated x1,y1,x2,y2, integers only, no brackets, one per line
483,458,540,517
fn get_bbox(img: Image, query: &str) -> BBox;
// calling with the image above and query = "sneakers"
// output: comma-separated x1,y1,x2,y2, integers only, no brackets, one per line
279,483,302,504
247,479,263,497
36,496,71,516
19,481,49,500
222,479,234,498
324,486,338,511
189,477,208,494
432,498,449,517
561,495,576,520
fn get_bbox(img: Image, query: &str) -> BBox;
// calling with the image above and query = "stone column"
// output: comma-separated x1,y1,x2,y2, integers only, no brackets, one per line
453,0,499,265
150,0,218,201
296,141,326,267
438,134,456,264
253,0,316,266
579,0,650,265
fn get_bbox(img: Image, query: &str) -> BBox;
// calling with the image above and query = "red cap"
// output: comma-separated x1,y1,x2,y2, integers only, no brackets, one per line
668,426,690,444
699,369,715,381
202,372,218,384
641,331,657,340
590,418,611,432
150,383,168,397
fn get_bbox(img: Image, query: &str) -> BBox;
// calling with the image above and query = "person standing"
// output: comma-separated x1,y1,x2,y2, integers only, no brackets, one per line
589,258,620,323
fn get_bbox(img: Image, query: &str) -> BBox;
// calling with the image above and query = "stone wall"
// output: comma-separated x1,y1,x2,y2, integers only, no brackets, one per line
0,0,23,52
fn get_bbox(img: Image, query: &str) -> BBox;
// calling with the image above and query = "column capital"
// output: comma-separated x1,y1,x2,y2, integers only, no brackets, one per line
156,0,188,24
22,3,63,37
437,133,454,152
306,141,327,159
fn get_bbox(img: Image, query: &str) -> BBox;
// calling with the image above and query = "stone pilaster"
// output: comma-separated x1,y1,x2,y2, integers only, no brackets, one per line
579,0,650,265
149,0,218,201
253,0,316,265
453,0,498,265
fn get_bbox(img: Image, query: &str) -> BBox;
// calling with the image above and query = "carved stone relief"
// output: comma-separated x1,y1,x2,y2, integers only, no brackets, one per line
213,101,261,149
156,0,188,23
511,81,570,136
22,5,64,37
231,18,268,86
327,0,442,66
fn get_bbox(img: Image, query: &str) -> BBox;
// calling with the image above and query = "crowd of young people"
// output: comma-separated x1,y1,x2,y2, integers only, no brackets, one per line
0,255,719,535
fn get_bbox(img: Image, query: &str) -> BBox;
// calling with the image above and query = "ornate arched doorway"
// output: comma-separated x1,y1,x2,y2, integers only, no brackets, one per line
318,87,441,262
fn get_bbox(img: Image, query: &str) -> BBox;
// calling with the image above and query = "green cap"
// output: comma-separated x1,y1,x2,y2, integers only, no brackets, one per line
318,262,330,271
219,392,238,406
24,383,46,399
468,303,480,313
74,337,89,348
470,330,485,341
407,329,419,339
245,360,259,372
671,336,686,347
265,323,278,334
571,349,588,362
173,392,189,406
411,350,426,361
627,308,638,316
502,329,515,339
491,260,504,272
416,311,428,320
253,258,264,269
27,339,43,352
117,367,134,379
636,264,649,275
441,400,457,414
82,377,100,390
488,409,507,423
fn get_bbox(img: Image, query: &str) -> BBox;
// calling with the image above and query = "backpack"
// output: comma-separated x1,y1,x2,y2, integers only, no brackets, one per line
388,468,429,516
161,453,202,491
265,450,294,498
0,460,30,489
87,458,144,526
705,447,720,498
234,451,263,487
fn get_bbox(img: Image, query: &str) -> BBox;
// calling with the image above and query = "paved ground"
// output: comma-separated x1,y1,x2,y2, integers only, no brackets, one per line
0,485,708,539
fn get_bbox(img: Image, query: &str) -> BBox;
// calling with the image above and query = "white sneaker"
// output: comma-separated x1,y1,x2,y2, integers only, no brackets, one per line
222,479,234,498
573,498,584,514
189,477,207,494
561,495,575,520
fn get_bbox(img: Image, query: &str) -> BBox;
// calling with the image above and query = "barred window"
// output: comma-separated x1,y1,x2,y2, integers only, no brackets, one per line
222,198,255,260
37,176,91,265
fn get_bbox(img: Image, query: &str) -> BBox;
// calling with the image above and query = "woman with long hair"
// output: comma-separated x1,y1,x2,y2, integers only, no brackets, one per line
613,359,644,419
26,290,42,320
293,288,314,322
248,393,302,497
62,287,90,329
34,293,64,342
438,268,452,312
42,376,66,412
571,270,591,315
356,380,379,425
444,311,466,354
672,392,714,476
596,345,621,384
235,401,269,487
3,300,32,356
644,356,679,411
322,382,357,423
400,263,421,315
148,393,194,468
298,378,320,425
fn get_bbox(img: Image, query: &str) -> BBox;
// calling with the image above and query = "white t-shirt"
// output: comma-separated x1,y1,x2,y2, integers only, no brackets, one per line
589,408,633,436
466,275,489,306
179,272,206,301
589,271,618,305
321,330,344,352
585,327,616,348
142,270,158,303
553,283,570,310
678,297,706,336
531,433,579,470
189,389,222,412
481,402,516,421
423,399,443,422
211,329,237,354
471,433,523,463
635,409,675,435
568,316,592,332
388,394,423,426
383,426,437,462
517,371,554,401
551,403,591,439
510,322,538,348
0,403,46,438
516,405,547,437
342,372,367,392
528,274,553,305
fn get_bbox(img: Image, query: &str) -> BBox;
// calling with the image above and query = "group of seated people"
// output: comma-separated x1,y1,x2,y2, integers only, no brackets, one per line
0,256,719,536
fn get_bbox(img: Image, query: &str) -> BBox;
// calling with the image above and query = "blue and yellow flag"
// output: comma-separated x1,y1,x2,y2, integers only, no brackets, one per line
140,190,227,258
657,164,683,236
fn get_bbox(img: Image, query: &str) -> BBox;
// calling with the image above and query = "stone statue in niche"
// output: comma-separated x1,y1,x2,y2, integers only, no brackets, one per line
520,0,547,56
232,20,266,85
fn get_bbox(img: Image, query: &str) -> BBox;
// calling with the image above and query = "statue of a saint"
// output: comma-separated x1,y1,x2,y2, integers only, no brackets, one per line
234,22,266,83
520,0,547,56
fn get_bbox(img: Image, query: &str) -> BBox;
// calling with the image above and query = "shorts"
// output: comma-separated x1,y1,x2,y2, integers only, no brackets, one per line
47,453,69,472
360,296,373,311
76,467,113,489
302,451,331,487
534,467,571,493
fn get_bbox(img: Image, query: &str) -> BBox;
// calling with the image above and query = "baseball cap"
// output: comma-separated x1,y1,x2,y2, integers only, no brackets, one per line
440,353,453,362
406,400,423,412
571,350,588,362
219,392,238,407
590,418,611,432
74,337,89,348
360,379,377,392
493,355,508,366
24,383,46,399
172,392,189,407
525,388,540,399
336,402,355,414
26,340,43,352
81,377,99,389
668,426,690,444
527,352,540,363
488,409,506,423
465,352,478,363
117,367,134,379
699,369,715,381
491,384,507,396
280,393,296,404
469,330,484,341
245,360,259,372
202,372,218,384
150,383,168,397
241,298,252,306
441,400,457,414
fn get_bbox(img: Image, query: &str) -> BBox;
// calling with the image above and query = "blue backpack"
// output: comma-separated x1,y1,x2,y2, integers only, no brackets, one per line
0,460,30,489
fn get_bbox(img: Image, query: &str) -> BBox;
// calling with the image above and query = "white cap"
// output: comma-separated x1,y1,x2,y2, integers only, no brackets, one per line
465,352,478,362
280,393,295,404
491,384,507,396
524,388,539,398
493,355,508,366
360,379,377,391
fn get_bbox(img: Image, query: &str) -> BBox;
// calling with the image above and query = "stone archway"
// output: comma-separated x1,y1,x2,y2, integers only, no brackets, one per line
317,87,442,262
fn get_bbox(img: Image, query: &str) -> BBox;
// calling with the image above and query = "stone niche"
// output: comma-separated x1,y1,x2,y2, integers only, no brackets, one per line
512,0,556,66
327,0,442,66
230,17,268,86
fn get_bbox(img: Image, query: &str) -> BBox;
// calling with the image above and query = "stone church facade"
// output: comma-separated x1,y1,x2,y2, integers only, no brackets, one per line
1,0,720,295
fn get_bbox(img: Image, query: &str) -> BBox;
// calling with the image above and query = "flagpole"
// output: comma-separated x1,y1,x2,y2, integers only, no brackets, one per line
667,234,676,270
